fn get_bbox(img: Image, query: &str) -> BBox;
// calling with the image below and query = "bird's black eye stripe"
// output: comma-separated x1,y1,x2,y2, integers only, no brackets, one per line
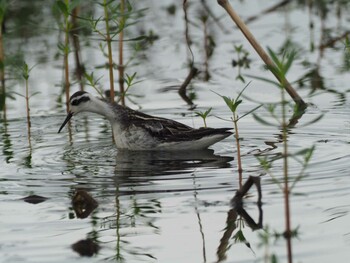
71,96,90,106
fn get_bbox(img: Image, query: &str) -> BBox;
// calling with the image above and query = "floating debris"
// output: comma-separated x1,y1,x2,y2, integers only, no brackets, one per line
71,238,100,257
21,195,48,204
72,189,98,219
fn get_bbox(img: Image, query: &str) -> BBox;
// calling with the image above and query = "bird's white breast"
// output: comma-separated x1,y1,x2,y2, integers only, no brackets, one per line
111,123,156,150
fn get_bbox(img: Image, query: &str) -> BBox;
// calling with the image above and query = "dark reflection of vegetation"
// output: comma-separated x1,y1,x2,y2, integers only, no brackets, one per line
0,120,13,163
0,0,6,113
217,176,263,262
102,193,160,261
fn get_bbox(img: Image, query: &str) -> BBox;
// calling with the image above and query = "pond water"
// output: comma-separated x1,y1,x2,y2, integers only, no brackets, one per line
0,1,350,262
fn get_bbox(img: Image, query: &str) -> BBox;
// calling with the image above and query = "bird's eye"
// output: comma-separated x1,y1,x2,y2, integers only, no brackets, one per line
71,96,90,106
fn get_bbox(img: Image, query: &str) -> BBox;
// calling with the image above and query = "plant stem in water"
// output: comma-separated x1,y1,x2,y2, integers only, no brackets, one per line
103,0,115,103
64,0,70,113
281,88,293,263
118,0,125,106
233,114,243,188
0,15,5,116
217,0,307,109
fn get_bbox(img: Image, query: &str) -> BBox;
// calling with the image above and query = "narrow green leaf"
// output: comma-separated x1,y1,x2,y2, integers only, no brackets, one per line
304,145,315,163
234,44,243,52
56,0,69,17
237,104,263,121
12,91,25,98
236,81,251,101
267,47,282,69
252,113,278,126
299,114,324,127
203,107,212,117
69,0,81,13
284,50,297,74
29,91,41,98
245,74,280,88
222,96,235,113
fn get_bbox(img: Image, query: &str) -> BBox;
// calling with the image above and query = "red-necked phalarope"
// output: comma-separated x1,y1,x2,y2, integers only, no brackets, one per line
58,91,232,150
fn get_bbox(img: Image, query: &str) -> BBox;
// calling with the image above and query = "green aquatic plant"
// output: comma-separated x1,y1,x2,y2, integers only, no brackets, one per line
117,72,141,105
84,71,105,98
118,0,126,105
214,82,261,183
342,36,350,72
13,62,38,126
252,48,321,263
0,0,7,113
55,0,80,113
195,107,212,128
86,0,147,105
233,44,251,83
217,0,306,109
13,62,39,151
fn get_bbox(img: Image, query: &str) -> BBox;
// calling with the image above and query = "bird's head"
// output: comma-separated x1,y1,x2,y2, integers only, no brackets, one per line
58,91,93,133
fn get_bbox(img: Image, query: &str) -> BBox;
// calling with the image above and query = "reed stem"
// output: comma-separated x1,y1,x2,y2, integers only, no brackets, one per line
233,114,243,188
118,0,125,106
25,75,31,148
217,0,307,109
25,75,30,129
103,0,115,103
71,6,84,91
64,0,70,113
281,88,293,263
0,15,5,115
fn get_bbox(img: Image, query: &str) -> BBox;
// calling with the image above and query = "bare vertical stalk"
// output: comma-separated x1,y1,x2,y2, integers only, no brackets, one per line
115,191,121,260
203,15,210,81
179,0,197,106
233,115,243,188
281,88,293,263
217,0,306,109
118,0,125,106
64,0,70,113
24,71,31,148
71,6,84,91
0,3,6,117
25,72,31,131
103,0,115,103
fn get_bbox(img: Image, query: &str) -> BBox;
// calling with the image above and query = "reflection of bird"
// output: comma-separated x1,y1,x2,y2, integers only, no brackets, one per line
115,150,233,175
58,91,232,150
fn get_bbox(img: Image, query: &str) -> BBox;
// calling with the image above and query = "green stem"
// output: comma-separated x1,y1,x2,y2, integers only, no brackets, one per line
25,77,31,147
64,0,70,113
233,113,243,188
118,0,125,106
103,0,115,103
25,78,30,125
281,88,293,263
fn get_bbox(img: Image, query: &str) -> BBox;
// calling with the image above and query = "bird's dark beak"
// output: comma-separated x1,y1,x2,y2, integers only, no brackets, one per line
58,112,73,133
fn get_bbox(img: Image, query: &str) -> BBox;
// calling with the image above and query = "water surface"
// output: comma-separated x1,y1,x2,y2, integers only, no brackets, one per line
1,1,350,262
